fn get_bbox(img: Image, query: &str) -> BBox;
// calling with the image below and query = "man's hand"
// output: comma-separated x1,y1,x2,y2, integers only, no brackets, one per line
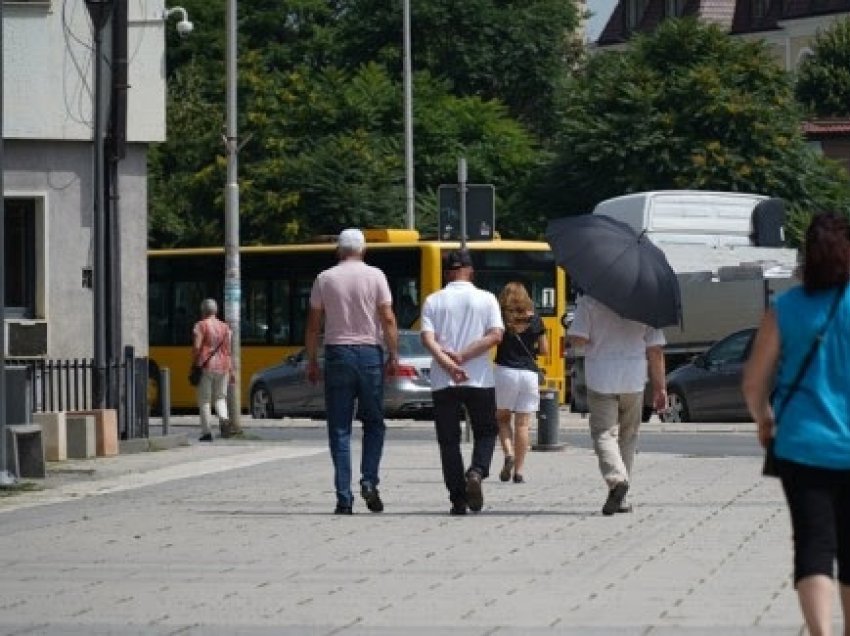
652,387,667,413
385,354,399,377
307,359,321,385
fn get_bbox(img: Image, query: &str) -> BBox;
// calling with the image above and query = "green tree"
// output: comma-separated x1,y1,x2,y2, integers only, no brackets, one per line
539,18,850,243
796,17,850,116
332,0,582,136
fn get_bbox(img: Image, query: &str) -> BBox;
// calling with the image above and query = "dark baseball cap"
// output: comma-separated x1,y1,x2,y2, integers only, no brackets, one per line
444,249,473,270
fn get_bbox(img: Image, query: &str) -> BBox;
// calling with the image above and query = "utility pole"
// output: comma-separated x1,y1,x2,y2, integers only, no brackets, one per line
403,0,414,229
224,0,242,432
0,0,15,486
458,157,467,249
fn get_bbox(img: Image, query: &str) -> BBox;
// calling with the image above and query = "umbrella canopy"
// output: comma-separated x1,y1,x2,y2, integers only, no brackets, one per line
546,214,681,328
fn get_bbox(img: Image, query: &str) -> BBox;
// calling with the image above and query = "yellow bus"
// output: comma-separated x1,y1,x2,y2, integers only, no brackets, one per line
148,229,567,410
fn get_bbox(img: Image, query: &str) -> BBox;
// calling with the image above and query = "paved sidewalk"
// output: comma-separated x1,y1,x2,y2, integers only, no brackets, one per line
0,424,834,635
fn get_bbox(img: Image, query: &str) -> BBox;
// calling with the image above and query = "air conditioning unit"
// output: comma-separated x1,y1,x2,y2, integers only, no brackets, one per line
4,320,48,358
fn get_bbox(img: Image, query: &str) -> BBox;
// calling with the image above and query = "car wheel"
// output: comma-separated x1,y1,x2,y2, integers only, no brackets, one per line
250,384,275,419
662,390,689,423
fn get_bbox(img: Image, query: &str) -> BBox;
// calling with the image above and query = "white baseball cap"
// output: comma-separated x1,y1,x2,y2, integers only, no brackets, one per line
337,228,365,251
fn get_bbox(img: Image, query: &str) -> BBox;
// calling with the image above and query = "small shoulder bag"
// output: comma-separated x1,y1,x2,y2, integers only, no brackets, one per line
513,331,545,386
763,282,846,477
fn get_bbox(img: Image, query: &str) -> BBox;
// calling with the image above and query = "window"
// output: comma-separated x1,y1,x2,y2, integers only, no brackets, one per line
665,0,685,17
751,0,769,19
625,0,648,30
4,199,37,318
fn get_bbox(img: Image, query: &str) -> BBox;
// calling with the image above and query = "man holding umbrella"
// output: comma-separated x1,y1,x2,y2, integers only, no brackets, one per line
547,213,679,516
568,295,667,515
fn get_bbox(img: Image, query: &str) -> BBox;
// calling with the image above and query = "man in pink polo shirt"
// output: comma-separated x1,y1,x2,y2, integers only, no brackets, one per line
305,229,400,515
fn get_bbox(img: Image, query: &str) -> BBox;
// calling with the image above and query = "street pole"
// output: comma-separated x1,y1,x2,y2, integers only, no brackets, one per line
0,0,15,486
458,157,467,249
224,0,242,432
402,0,414,229
85,0,113,410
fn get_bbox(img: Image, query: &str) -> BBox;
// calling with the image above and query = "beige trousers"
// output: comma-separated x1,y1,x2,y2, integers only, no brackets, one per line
586,388,643,489
197,370,229,435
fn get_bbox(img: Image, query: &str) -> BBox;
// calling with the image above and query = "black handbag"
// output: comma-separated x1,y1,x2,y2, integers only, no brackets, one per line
763,283,846,477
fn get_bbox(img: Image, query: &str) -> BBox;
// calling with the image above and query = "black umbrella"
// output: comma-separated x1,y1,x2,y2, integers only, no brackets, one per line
545,214,681,328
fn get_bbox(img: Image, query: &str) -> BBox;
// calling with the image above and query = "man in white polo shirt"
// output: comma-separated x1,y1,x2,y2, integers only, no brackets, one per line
568,294,667,515
421,249,504,515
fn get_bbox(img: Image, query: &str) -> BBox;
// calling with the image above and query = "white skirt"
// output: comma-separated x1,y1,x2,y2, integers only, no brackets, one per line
494,365,540,413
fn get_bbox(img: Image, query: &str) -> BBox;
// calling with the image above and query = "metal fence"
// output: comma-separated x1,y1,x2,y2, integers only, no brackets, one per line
4,346,149,439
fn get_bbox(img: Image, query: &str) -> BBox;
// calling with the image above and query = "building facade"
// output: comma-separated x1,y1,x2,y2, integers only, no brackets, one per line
3,0,168,361
597,0,850,70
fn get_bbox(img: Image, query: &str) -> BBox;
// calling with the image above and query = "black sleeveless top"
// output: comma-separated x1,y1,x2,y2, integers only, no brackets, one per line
494,314,544,371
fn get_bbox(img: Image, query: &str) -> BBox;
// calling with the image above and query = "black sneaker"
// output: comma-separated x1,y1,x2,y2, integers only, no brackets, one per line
199,433,213,442
360,482,384,513
499,456,514,482
334,504,353,515
465,470,484,512
449,502,467,516
602,481,630,516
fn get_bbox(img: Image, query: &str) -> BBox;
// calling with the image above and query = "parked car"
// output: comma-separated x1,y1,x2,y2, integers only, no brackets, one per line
661,328,756,423
248,330,433,419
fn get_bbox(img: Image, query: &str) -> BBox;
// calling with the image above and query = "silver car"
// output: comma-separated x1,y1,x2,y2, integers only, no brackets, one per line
248,330,433,419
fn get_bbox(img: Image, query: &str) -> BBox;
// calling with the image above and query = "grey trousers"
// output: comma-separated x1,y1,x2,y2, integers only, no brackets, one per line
586,388,643,489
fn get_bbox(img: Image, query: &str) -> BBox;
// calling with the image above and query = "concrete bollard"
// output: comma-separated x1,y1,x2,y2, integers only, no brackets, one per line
532,389,566,451
33,412,67,462
66,415,96,459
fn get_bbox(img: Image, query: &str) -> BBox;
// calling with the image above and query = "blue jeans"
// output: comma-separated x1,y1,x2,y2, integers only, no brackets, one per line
323,344,386,506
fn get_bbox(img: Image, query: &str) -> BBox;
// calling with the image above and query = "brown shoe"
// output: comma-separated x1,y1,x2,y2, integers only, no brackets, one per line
499,456,514,482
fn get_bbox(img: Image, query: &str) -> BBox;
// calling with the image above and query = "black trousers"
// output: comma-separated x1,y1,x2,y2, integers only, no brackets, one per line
778,458,850,586
432,386,498,505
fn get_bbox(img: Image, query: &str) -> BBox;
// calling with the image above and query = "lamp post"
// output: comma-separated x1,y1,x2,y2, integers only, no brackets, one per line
403,0,414,229
224,0,242,432
85,0,114,410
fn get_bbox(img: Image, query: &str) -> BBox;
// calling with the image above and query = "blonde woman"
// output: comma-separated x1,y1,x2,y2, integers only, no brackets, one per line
494,282,549,483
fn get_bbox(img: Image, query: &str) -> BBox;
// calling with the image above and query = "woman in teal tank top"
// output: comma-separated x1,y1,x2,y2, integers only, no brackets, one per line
743,212,850,636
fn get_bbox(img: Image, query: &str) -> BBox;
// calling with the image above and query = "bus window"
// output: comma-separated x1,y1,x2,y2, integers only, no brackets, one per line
174,281,209,344
241,279,270,344
270,279,291,345
291,277,314,344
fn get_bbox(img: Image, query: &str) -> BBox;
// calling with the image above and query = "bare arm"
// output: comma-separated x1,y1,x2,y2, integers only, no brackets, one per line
421,330,468,383
455,328,504,364
742,310,780,448
536,332,549,357
305,306,323,384
192,325,203,365
378,302,400,375
647,345,667,411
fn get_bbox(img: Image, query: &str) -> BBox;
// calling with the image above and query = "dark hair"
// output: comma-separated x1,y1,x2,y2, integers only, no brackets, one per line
802,212,850,292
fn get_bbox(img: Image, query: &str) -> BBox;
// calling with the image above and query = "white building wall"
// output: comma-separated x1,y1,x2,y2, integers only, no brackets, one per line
3,1,164,362
3,0,166,142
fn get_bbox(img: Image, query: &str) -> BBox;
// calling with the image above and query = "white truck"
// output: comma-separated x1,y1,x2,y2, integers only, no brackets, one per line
567,190,799,415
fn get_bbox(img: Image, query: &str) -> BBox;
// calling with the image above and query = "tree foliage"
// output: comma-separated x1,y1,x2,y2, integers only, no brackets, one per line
150,0,580,247
538,19,850,243
796,17,850,117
